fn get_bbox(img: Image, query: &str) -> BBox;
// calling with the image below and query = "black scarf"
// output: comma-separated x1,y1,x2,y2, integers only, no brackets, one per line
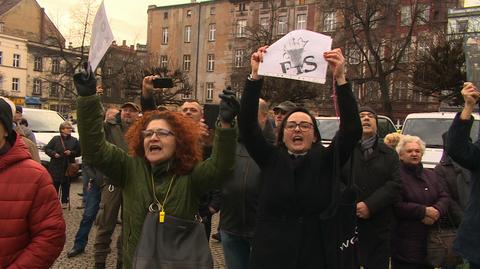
360,135,377,158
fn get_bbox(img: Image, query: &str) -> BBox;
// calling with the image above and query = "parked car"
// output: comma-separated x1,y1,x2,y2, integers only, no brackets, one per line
316,115,397,146
401,112,480,169
21,108,81,168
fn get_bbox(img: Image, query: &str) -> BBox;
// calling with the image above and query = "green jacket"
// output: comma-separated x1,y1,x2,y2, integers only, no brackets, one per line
77,95,236,268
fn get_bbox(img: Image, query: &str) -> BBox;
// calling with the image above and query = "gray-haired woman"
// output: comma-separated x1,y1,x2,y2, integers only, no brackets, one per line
45,121,81,208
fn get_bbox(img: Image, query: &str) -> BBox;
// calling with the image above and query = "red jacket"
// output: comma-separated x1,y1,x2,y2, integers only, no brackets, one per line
0,135,66,269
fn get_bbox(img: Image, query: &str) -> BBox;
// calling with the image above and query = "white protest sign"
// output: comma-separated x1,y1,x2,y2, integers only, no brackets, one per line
88,1,114,71
258,30,332,84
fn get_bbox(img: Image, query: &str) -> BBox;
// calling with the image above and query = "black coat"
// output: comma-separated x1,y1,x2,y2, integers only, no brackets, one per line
445,113,480,264
238,78,362,269
45,135,81,182
343,141,402,268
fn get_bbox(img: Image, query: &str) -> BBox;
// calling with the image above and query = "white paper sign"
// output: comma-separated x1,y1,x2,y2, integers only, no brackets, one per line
88,1,114,71
258,30,332,84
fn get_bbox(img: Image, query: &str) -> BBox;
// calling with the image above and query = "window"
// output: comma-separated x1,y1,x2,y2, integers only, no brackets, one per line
236,20,247,38
0,51,2,65
160,55,168,69
235,49,245,67
33,79,42,95
64,82,72,98
162,28,168,44
418,4,430,25
207,54,215,71
52,58,60,74
260,17,269,30
206,82,214,100
184,25,192,43
296,14,307,30
210,7,216,15
50,83,59,97
457,20,468,33
106,87,112,97
417,40,428,56
208,24,216,41
399,45,411,63
187,10,192,17
13,53,20,67
323,11,336,32
183,54,191,71
400,6,411,26
348,46,361,64
278,16,287,35
34,56,42,71
238,3,246,11
164,12,168,19
12,78,19,91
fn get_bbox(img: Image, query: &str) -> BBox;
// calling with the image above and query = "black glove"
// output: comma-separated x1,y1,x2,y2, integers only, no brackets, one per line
218,88,240,124
73,63,97,96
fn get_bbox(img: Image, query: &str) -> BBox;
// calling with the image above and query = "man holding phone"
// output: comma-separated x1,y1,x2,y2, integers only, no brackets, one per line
445,82,480,269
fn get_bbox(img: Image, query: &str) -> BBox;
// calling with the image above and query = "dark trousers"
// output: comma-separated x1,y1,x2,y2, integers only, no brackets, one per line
202,215,212,241
391,259,434,269
94,184,122,266
73,165,101,250
54,176,71,203
220,230,252,269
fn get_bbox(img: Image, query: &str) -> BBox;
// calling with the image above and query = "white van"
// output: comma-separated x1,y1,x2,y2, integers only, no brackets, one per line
401,112,480,169
21,108,80,168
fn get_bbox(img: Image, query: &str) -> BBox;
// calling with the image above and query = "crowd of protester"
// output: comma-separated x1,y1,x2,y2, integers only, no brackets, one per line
0,47,479,269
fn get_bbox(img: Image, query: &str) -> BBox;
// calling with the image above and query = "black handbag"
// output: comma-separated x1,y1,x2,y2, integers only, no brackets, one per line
320,144,358,269
426,217,462,268
132,175,213,269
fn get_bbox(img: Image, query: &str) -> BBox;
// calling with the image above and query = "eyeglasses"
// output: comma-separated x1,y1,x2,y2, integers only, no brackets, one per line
284,121,313,132
141,128,175,138
274,110,287,116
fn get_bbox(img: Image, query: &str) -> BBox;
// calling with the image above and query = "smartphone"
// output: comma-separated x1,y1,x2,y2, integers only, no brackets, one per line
153,78,174,88
204,104,220,130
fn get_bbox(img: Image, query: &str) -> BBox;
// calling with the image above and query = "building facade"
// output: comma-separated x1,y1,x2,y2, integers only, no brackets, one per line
0,33,28,106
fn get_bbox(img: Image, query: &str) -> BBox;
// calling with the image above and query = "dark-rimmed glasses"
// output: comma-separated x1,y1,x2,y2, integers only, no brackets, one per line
284,121,313,132
274,109,287,116
141,128,175,138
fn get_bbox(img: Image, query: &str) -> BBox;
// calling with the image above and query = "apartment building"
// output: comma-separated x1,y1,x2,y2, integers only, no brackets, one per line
0,33,28,105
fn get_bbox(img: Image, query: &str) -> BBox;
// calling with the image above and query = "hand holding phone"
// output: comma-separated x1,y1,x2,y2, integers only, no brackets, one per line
153,78,173,89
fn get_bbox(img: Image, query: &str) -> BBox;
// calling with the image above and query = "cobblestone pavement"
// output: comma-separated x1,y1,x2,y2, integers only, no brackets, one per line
52,180,226,269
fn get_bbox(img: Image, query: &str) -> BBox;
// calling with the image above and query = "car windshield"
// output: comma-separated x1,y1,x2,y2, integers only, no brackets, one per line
316,118,340,141
23,110,66,132
402,118,480,147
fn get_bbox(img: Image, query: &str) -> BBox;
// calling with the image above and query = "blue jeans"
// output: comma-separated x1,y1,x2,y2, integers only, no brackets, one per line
220,230,252,269
73,165,101,250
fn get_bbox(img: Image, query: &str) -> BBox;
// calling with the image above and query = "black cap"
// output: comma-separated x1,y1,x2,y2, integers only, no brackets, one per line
15,105,23,114
273,101,297,113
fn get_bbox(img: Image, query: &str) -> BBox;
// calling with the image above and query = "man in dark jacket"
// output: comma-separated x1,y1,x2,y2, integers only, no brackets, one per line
445,82,480,269
220,98,275,269
346,106,402,269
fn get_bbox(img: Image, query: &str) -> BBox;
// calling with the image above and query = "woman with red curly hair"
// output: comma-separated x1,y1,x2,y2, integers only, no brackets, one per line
74,70,239,269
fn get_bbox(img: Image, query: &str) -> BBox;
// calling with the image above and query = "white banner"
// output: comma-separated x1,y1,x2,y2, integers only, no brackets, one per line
88,1,114,71
258,30,332,84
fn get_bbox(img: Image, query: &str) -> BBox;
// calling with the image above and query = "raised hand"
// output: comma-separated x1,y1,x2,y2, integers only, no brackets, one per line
323,48,347,85
250,46,268,80
73,64,97,96
218,88,240,125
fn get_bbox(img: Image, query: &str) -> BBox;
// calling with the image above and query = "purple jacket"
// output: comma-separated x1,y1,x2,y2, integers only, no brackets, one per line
392,162,449,264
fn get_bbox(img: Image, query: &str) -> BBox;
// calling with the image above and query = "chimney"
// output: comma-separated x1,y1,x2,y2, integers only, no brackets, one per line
112,40,117,46
122,40,127,47
69,42,73,49
130,45,134,50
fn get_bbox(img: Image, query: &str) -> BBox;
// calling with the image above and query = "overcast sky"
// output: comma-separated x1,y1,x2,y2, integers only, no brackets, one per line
36,0,209,46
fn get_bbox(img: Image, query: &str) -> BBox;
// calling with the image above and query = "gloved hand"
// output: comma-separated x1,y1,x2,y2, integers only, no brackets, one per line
73,63,97,96
218,88,240,124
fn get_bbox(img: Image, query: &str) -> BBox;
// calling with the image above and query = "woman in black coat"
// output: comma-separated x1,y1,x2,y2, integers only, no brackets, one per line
45,121,81,208
392,135,449,269
238,46,362,269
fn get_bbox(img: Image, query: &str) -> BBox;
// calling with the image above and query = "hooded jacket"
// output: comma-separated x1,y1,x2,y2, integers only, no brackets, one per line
0,135,66,268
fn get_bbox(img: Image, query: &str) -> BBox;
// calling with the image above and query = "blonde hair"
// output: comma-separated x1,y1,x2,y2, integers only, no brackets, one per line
396,135,426,155
384,132,404,149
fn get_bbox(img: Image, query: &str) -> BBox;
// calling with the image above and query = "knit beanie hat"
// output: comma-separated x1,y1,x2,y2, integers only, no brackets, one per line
0,97,15,144
358,106,377,118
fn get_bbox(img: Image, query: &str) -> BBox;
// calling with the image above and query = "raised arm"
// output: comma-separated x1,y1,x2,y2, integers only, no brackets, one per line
74,69,131,187
446,82,480,170
238,46,275,167
324,49,362,165
140,75,157,112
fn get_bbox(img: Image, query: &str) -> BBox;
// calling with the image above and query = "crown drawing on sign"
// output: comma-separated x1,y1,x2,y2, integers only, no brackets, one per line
283,37,309,68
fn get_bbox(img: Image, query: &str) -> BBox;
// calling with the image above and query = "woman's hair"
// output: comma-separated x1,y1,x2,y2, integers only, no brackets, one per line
396,135,426,155
125,110,203,175
59,121,72,133
276,107,321,148
384,132,403,149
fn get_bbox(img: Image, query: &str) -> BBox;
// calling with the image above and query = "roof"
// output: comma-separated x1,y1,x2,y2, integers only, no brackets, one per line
0,0,21,16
